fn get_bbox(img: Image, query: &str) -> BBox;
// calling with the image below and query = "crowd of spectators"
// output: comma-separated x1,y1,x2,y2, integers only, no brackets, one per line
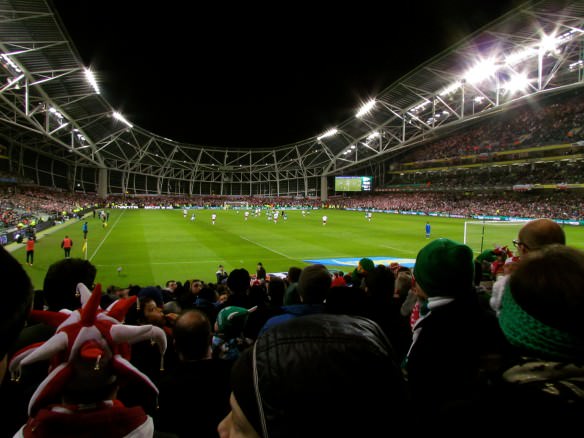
396,88,584,167
387,160,584,189
0,185,101,229
336,190,583,220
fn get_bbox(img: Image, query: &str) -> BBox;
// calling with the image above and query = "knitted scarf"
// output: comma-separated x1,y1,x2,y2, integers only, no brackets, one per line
498,284,584,361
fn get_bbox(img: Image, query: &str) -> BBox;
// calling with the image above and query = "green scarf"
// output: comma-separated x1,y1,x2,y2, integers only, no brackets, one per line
498,284,584,361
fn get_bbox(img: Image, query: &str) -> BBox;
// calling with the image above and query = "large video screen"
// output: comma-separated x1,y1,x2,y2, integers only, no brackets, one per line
334,176,372,192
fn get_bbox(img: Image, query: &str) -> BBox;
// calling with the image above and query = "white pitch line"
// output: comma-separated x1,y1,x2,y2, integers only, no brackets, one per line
239,235,295,260
95,259,228,267
89,211,124,261
380,244,416,255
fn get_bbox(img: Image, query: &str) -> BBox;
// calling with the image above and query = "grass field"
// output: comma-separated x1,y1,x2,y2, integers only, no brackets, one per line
10,209,584,291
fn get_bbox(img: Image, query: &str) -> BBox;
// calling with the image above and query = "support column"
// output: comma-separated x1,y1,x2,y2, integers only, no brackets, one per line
321,175,328,202
98,167,108,198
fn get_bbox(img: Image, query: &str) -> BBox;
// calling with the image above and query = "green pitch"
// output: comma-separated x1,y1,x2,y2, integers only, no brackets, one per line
11,209,584,291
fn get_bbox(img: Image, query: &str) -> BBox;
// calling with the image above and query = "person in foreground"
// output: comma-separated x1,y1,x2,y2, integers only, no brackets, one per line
490,244,584,429
9,283,167,437
0,246,33,385
217,313,410,437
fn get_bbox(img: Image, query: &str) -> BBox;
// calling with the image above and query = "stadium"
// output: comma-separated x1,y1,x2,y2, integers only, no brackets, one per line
1,0,583,287
1,1,584,434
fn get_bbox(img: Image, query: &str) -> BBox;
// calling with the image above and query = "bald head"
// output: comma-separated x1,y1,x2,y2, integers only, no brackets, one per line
518,218,565,255
173,310,212,361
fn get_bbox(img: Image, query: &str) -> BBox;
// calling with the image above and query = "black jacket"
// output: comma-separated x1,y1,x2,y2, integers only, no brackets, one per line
231,314,411,438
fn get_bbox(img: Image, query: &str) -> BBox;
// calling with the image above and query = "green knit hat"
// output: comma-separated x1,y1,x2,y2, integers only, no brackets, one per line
413,238,474,297
358,257,375,273
216,306,256,335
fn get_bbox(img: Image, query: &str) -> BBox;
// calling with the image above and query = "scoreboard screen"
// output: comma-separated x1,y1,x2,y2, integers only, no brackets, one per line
334,176,372,192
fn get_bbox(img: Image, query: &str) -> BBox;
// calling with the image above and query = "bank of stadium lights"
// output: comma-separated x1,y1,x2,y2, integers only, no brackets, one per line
48,106,65,124
0,53,21,73
317,128,338,141
465,58,499,85
503,72,531,94
1,52,23,90
112,111,133,128
3,74,24,91
569,60,584,71
84,68,100,94
343,144,357,155
438,81,462,97
426,110,451,125
73,129,85,142
356,100,376,118
437,29,583,99
408,100,431,115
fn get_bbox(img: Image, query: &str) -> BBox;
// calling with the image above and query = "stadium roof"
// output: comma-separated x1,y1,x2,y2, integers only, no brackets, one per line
0,0,583,183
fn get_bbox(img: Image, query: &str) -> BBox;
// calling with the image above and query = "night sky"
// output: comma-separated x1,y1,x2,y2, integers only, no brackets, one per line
52,0,520,148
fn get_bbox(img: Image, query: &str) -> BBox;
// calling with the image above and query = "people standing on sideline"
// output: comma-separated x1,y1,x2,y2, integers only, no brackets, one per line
216,265,229,285
82,221,88,239
425,221,431,239
211,213,217,225
256,262,267,284
322,214,328,225
61,235,73,258
25,237,35,266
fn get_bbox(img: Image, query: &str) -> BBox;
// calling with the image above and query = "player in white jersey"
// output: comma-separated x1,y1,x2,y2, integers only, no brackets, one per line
322,215,328,226
244,211,250,221
211,213,217,225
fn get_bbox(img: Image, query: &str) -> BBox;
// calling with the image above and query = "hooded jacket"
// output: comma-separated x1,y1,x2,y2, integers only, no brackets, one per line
231,313,410,438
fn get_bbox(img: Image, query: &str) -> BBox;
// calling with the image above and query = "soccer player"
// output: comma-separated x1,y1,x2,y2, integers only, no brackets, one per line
190,212,196,222
425,221,431,239
322,215,328,226
61,235,73,258
82,221,88,239
367,212,373,222
211,213,217,225
244,210,250,221
273,211,279,224
183,208,188,218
